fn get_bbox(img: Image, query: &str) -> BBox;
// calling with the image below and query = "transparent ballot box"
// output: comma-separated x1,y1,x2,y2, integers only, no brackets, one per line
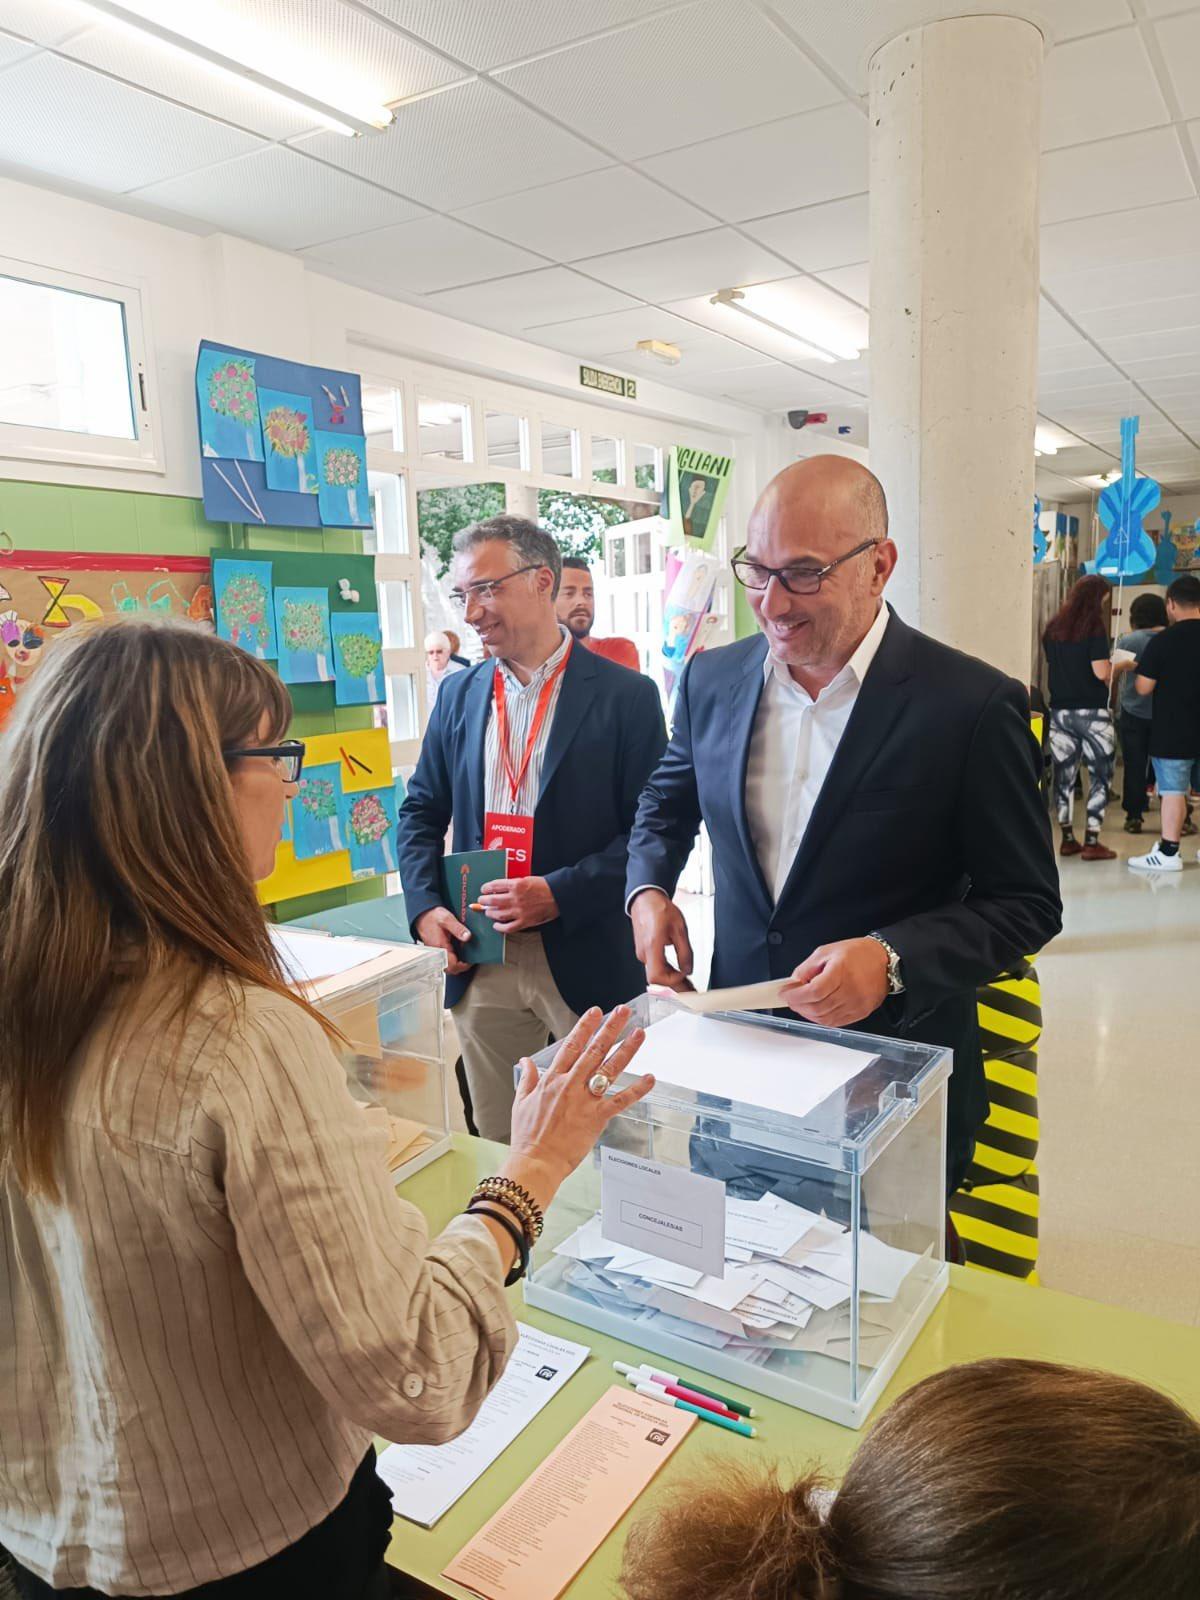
270,924,451,1181
523,993,951,1429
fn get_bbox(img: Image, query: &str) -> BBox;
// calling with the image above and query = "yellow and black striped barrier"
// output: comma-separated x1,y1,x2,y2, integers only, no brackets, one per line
949,961,1042,1282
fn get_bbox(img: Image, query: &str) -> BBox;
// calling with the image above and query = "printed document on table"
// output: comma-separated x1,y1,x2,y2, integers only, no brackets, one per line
269,926,384,985
378,1324,589,1527
628,1010,869,1121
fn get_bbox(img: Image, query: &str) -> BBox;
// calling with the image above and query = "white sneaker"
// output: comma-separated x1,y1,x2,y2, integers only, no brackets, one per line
1129,847,1183,872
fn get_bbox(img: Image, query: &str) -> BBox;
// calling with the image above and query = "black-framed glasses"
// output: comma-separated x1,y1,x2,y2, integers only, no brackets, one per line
223,739,305,783
448,564,544,609
731,538,880,596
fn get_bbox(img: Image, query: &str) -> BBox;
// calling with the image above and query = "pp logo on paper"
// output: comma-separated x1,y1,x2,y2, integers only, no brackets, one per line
535,1366,558,1381
646,1429,669,1446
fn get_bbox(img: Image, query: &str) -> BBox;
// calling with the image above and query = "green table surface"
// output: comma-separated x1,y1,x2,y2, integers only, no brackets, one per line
387,1136,1200,1598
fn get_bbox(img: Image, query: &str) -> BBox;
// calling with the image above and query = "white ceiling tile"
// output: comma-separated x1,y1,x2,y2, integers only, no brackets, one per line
575,228,792,301
1103,325,1200,361
1039,298,1090,347
1078,292,1200,337
638,103,868,222
1141,0,1200,15
1122,352,1200,379
1040,127,1195,224
0,27,35,66
360,0,678,71
424,267,640,333
713,363,845,408
1155,12,1200,118
758,0,872,88
496,0,840,161
454,167,709,261
1139,374,1200,399
1038,347,1112,376
0,0,91,46
0,53,261,193
1042,28,1169,150
1188,118,1200,166
594,335,775,379
1047,256,1200,312
522,304,770,372
815,262,869,307
742,194,869,272
135,144,422,249
1048,0,1135,40
295,80,607,212
302,215,545,295
1041,200,1200,276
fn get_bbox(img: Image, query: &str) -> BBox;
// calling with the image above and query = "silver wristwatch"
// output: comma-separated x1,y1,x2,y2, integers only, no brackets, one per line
867,933,905,995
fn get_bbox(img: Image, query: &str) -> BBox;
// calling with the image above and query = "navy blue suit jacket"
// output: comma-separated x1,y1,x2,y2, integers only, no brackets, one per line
625,609,1062,1181
397,643,667,1016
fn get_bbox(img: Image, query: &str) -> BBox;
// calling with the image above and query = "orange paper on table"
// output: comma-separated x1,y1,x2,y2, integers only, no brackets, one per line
442,1386,695,1600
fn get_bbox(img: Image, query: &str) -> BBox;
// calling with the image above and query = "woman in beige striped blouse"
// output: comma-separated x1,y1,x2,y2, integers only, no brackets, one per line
0,619,651,1599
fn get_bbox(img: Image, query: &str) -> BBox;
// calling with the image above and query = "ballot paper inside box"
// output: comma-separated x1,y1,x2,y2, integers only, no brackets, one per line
522,992,952,1430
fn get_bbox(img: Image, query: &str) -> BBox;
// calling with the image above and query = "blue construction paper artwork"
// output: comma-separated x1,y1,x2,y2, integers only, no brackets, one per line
292,764,346,860
339,784,399,877
274,586,332,683
281,798,293,847
315,431,370,528
197,347,264,462
260,388,318,494
1033,496,1047,565
331,611,384,705
213,558,276,659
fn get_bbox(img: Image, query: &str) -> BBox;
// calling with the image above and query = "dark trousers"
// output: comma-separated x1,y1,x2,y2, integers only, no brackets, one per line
12,1452,413,1600
1119,711,1153,819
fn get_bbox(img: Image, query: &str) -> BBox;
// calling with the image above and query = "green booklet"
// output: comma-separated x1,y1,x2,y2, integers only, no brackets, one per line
441,849,507,966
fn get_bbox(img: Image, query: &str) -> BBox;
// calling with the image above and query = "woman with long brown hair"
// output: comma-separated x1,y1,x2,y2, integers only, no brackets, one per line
1042,574,1117,860
0,617,651,1599
621,1358,1200,1600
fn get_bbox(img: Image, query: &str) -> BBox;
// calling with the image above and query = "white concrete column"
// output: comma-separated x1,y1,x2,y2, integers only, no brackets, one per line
868,14,1043,681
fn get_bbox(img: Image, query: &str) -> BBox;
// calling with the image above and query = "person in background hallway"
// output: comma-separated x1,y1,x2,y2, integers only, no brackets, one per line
556,555,641,671
626,458,1061,1195
1112,591,1167,834
0,617,653,1599
1042,574,1117,860
1129,573,1200,873
444,628,470,667
398,518,666,1142
620,1358,1200,1600
424,628,465,707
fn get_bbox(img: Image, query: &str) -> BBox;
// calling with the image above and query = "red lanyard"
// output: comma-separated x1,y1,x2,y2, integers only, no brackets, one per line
493,640,572,808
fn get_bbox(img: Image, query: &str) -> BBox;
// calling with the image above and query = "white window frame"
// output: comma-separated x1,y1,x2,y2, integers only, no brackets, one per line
0,254,162,474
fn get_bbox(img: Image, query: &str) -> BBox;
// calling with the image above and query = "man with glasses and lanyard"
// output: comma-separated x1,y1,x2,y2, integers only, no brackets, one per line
398,515,666,1143
626,456,1060,1195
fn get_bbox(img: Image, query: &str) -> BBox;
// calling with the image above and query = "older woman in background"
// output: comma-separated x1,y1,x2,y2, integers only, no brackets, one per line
425,628,466,706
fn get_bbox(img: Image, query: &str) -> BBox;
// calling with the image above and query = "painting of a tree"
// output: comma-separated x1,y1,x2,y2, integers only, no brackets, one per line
264,404,312,491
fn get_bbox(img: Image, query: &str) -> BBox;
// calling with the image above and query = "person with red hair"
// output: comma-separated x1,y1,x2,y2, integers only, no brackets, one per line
1042,575,1117,860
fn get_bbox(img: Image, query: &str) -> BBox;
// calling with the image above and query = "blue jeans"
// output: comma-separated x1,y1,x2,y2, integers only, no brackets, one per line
1151,756,1200,795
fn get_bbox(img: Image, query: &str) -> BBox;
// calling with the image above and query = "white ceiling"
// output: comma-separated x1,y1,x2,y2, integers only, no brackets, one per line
1,0,1199,495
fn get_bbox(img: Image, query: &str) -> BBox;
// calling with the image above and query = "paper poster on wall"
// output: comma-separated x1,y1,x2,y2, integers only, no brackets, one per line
274,586,332,683
213,558,276,659
331,611,384,705
341,785,399,877
260,389,318,494
666,447,734,552
196,340,365,530
292,763,346,860
0,550,213,731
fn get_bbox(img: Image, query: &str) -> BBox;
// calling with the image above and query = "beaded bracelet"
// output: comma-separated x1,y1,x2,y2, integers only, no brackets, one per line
471,1176,544,1241
467,1203,529,1287
468,1185,537,1251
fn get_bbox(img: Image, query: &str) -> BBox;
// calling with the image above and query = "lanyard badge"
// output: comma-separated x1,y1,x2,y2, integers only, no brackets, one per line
488,641,571,877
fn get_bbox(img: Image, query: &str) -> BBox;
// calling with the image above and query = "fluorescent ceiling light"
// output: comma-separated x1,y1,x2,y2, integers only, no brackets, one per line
1033,422,1082,457
709,287,862,364
635,339,681,366
75,0,394,136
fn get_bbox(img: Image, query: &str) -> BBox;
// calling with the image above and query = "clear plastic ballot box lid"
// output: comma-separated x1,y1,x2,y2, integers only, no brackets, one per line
270,923,451,1182
523,991,952,1429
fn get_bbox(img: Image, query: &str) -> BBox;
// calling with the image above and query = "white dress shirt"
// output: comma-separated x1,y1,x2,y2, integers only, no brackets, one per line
745,603,890,903
484,626,571,818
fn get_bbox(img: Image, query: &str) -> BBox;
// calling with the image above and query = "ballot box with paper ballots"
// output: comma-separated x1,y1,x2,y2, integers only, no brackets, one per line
523,993,952,1429
270,925,451,1181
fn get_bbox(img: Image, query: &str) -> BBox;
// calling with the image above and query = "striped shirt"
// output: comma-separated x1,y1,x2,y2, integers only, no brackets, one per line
0,971,515,1595
483,627,571,819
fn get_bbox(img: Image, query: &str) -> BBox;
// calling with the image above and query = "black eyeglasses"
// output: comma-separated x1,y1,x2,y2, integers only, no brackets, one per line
223,739,305,783
448,564,544,609
731,538,880,596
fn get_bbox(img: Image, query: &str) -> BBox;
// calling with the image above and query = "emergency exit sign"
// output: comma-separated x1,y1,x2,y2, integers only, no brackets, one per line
580,365,637,400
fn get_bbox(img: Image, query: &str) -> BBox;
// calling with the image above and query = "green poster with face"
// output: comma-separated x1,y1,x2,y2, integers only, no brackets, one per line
667,446,734,551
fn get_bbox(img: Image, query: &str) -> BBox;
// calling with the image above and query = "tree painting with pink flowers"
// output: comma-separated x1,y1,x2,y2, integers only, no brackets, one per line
346,790,396,874
202,355,262,459
220,571,270,658
292,763,344,858
273,587,332,683
323,444,363,523
264,404,312,492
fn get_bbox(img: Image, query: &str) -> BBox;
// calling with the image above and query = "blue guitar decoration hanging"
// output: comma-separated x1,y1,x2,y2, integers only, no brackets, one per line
1033,495,1047,564
1091,415,1159,584
1153,507,1177,586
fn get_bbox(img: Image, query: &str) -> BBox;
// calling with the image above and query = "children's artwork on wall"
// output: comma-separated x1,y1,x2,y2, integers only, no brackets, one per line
196,340,365,530
340,785,399,877
292,763,346,860
666,446,734,552
214,558,276,659
331,611,384,705
281,798,293,846
0,551,213,730
259,389,318,495
274,586,332,683
315,432,370,528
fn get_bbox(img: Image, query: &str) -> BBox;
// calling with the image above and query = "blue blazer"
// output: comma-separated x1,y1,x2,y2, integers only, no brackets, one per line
397,644,667,1015
625,610,1062,1182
